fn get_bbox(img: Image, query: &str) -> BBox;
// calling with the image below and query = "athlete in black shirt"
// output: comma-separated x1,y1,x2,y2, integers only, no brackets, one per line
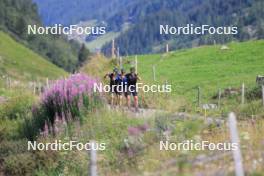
104,68,119,106
125,67,141,111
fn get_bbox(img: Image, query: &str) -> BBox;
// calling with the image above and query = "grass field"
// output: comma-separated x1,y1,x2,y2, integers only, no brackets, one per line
85,22,131,51
85,31,120,51
122,40,264,104
0,31,67,83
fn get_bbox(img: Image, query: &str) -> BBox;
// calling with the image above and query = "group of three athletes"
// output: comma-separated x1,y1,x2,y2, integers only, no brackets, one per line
104,67,141,111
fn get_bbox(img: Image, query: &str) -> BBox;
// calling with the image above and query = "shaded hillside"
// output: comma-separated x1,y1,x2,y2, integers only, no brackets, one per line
0,0,88,72
0,31,66,82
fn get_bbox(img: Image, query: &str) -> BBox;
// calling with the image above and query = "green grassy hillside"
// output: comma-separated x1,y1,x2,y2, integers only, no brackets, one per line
123,40,264,102
0,31,67,83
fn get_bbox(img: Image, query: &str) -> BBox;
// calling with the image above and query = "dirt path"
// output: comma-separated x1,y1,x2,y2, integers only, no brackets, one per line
106,104,225,127
106,104,165,118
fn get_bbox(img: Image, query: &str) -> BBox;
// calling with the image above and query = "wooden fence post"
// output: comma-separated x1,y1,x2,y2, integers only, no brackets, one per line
119,56,123,69
262,85,264,107
38,82,42,95
46,78,49,89
218,88,221,109
117,47,120,60
241,83,245,105
5,77,9,88
111,39,115,59
33,82,36,95
166,44,169,53
6,77,11,88
228,112,245,176
9,77,11,88
89,141,97,176
152,65,156,82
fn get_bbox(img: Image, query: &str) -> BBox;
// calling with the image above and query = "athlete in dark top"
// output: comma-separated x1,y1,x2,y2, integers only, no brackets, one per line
115,68,127,106
125,67,141,111
104,68,119,106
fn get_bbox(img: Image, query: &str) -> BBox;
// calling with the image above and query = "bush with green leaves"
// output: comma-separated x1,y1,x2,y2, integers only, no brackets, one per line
246,85,262,101
1,139,61,176
0,93,35,120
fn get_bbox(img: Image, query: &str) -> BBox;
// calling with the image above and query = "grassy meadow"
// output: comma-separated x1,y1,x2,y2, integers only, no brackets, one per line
123,40,264,102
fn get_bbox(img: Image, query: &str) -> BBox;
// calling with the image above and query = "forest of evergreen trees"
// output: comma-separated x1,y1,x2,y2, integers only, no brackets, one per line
102,0,264,56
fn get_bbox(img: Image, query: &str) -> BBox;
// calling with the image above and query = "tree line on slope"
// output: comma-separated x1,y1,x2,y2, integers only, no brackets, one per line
102,0,264,56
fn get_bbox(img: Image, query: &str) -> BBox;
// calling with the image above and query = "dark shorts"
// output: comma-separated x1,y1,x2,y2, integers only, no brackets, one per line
115,86,122,95
110,84,115,93
110,85,121,95
125,85,138,97
110,84,122,95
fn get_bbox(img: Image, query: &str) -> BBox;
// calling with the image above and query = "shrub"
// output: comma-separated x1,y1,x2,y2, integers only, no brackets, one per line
2,144,60,176
0,119,24,140
0,139,37,176
155,114,176,138
0,93,35,120
246,85,262,101
3,153,37,176
19,112,41,141
155,114,203,141
0,140,28,158
239,100,264,118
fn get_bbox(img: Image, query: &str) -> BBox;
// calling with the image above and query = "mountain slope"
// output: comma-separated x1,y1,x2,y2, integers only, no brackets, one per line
0,0,86,72
0,31,66,82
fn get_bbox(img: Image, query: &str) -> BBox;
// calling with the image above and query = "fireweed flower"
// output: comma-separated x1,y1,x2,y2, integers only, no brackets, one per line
40,73,102,134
